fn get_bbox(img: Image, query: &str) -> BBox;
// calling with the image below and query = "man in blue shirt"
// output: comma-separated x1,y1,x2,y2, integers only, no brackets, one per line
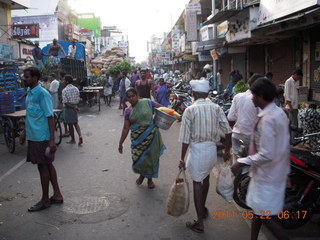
32,41,45,70
23,67,63,212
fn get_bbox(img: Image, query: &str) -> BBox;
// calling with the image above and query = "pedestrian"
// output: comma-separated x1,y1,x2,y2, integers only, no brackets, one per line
265,72,273,81
284,69,303,143
23,67,63,212
32,41,46,70
216,69,223,94
118,72,131,113
179,80,232,233
155,78,171,107
118,88,165,189
39,76,50,91
131,70,140,87
49,73,59,109
145,68,152,80
227,70,237,96
227,74,263,163
58,71,69,137
103,74,113,106
275,87,285,108
231,78,290,240
62,75,83,145
68,41,77,59
48,39,66,65
203,64,214,90
135,69,156,99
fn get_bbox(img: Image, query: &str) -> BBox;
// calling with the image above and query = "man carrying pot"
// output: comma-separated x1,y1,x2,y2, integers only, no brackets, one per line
179,79,232,233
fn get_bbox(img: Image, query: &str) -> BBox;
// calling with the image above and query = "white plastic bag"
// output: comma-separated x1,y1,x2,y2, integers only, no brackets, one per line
216,163,234,203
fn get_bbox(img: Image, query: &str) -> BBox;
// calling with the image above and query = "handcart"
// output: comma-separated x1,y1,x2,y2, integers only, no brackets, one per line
0,109,63,153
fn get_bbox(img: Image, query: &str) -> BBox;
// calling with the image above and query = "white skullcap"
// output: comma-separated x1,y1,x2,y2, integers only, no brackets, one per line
203,64,212,70
190,80,210,93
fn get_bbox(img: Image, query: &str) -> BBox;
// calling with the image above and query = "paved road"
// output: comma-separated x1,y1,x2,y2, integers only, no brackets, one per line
0,98,319,240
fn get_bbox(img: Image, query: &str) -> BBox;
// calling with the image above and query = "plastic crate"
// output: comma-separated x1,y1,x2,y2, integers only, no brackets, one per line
0,92,15,114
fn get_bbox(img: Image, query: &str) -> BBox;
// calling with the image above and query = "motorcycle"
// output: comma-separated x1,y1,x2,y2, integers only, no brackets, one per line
170,90,192,117
233,133,320,229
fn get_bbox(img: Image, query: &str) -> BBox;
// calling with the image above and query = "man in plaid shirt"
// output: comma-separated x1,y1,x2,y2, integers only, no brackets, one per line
62,75,83,145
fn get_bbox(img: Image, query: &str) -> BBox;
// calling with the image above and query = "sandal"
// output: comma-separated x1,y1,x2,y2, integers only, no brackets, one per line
186,220,204,233
28,201,51,212
136,176,145,185
49,196,64,204
147,181,155,189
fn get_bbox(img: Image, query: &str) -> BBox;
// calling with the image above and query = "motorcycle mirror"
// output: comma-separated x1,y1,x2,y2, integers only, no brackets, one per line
212,90,218,95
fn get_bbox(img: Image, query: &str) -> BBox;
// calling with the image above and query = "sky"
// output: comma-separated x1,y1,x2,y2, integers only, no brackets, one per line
68,0,189,63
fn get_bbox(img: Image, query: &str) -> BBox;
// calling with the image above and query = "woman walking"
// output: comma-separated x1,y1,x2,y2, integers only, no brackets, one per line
103,75,113,106
155,78,171,107
118,88,165,188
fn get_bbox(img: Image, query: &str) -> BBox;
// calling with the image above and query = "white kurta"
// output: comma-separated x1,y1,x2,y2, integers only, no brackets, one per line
187,142,217,182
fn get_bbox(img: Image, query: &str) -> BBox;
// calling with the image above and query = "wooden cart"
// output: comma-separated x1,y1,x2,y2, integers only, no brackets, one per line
80,86,103,112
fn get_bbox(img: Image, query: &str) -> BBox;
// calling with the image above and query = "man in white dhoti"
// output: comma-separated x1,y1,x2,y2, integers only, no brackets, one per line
231,78,290,240
179,79,232,233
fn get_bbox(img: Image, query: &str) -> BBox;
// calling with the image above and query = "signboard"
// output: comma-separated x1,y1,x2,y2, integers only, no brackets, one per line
185,3,202,15
210,49,218,60
258,0,320,25
20,43,34,59
12,15,58,46
12,24,39,38
67,24,73,41
0,44,14,59
198,51,212,62
185,10,198,42
183,54,197,61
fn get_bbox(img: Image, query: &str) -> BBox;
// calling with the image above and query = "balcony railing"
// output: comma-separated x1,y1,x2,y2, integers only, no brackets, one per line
220,0,260,11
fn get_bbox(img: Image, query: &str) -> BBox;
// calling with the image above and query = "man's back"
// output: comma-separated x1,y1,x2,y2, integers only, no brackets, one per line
228,90,258,136
180,99,231,143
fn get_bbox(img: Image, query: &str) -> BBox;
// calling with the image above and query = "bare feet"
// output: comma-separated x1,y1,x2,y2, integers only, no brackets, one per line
136,175,145,185
147,179,155,189
78,137,83,146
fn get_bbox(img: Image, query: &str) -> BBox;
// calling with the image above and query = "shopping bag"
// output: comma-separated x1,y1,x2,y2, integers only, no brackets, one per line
166,169,190,217
216,163,234,203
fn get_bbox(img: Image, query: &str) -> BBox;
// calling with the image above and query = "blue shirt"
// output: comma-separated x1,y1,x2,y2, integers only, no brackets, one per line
26,84,53,141
32,47,43,60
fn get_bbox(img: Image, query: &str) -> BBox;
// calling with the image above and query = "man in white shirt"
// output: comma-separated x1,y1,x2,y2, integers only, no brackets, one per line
179,80,232,233
232,78,290,240
227,74,263,163
49,73,60,109
284,69,303,143
68,41,77,59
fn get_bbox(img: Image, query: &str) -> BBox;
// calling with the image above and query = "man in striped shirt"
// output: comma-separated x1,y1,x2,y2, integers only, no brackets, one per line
179,79,232,233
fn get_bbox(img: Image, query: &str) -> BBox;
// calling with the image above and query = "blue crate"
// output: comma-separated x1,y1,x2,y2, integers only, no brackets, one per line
0,92,15,114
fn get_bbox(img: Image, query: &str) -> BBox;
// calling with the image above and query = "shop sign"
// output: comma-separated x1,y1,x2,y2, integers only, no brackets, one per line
20,43,34,59
183,54,197,61
0,44,13,59
258,0,320,25
210,49,218,60
198,51,212,62
217,21,228,37
185,9,198,42
12,24,39,39
67,24,73,41
185,3,202,15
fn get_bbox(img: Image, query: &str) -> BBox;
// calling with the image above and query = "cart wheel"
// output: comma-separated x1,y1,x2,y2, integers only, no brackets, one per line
54,119,62,145
3,123,15,153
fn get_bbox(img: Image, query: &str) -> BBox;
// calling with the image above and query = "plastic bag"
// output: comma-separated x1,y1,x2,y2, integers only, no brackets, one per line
216,163,234,203
166,169,190,217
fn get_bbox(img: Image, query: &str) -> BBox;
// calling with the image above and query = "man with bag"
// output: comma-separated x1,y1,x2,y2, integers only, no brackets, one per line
179,79,232,233
231,78,290,240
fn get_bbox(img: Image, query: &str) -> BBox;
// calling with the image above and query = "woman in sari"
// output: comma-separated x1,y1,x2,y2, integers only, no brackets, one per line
118,88,166,189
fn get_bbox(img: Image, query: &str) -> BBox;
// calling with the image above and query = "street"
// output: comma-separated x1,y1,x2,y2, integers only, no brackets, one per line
0,98,319,240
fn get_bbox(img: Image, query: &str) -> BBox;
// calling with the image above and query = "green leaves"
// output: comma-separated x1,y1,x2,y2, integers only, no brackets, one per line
108,60,132,77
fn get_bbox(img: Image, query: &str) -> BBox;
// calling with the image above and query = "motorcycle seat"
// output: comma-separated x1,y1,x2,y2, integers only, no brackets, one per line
290,148,320,171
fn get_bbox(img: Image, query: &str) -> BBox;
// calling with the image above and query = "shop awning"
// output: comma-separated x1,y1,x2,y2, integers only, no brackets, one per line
203,10,241,25
197,38,226,52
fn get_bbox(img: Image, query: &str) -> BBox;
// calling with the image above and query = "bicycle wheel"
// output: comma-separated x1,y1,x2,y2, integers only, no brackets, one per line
3,123,15,153
54,119,62,145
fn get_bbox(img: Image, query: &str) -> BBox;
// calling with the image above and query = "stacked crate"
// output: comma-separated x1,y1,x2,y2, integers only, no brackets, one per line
0,92,15,114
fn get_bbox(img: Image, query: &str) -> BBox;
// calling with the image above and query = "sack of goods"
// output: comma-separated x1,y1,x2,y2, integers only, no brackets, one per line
166,169,190,217
216,163,234,203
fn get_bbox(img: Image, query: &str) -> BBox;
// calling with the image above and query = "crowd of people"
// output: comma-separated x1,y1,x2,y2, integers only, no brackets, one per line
20,60,318,240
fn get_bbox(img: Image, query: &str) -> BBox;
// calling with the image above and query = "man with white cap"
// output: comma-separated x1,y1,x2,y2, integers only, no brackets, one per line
179,79,232,233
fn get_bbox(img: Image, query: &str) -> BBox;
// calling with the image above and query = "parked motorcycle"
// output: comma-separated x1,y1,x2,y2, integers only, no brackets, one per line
233,133,320,229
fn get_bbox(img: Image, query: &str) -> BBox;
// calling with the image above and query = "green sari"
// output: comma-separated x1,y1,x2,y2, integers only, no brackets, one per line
129,99,165,178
